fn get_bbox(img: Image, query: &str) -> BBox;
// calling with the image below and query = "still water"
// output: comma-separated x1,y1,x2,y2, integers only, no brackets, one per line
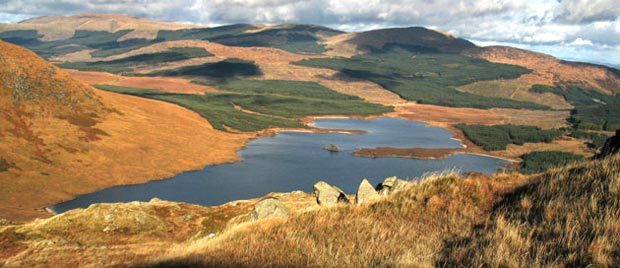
52,117,506,212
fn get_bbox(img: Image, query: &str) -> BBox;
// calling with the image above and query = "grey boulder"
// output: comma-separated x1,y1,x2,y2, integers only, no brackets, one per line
313,181,350,206
376,176,409,195
356,178,381,204
251,198,289,221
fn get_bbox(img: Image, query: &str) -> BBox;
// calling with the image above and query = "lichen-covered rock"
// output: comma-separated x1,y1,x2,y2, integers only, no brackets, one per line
356,179,380,204
251,198,289,221
376,176,409,195
313,181,350,206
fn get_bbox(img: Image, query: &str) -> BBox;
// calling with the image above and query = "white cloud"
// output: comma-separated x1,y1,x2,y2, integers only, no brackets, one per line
553,0,620,23
0,12,34,23
568,38,594,46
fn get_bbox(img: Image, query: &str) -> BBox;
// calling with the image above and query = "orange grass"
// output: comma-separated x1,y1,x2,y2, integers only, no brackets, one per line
0,41,249,221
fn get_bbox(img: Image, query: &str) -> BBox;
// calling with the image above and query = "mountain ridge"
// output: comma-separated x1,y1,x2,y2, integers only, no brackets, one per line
0,13,201,41
2,14,617,95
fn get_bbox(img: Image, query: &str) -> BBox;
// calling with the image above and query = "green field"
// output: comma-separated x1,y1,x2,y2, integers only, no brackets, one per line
570,130,610,149
295,45,549,109
455,124,564,151
209,25,340,54
89,40,153,58
157,24,340,54
530,84,620,130
1,30,152,58
57,47,213,74
155,24,258,42
196,79,361,100
149,58,261,79
0,30,39,44
519,151,585,174
95,81,391,131
457,80,572,110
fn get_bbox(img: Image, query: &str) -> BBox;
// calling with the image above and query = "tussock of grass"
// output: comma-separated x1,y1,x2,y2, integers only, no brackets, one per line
149,171,529,267
149,154,620,268
446,154,620,267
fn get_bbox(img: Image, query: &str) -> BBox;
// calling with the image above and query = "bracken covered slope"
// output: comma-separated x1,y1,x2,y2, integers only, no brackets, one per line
0,40,249,221
464,46,620,95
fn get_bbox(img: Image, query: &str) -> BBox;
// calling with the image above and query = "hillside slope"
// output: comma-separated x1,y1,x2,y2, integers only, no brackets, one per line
464,46,620,95
147,153,620,268
0,40,249,221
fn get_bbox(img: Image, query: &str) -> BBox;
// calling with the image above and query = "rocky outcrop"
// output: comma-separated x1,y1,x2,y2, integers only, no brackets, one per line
313,181,350,206
251,198,289,221
356,179,380,204
376,176,409,195
313,177,408,206
597,130,620,159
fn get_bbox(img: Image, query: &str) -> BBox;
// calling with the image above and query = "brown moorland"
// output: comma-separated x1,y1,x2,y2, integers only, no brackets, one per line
464,46,620,94
496,138,594,159
457,79,573,110
391,103,570,130
0,40,249,221
76,40,322,64
67,70,219,94
0,191,316,268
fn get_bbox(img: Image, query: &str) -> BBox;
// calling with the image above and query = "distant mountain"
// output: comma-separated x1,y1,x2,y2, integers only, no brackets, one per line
157,23,344,54
340,26,476,53
1,14,617,106
0,15,345,56
0,13,199,41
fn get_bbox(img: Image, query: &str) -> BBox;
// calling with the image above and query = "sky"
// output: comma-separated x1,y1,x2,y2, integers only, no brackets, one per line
0,0,619,67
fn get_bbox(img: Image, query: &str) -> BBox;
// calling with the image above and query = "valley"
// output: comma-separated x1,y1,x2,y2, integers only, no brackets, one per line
0,13,619,268
1,14,618,220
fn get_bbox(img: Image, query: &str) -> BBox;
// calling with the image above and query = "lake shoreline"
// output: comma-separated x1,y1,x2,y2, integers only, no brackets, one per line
48,115,509,215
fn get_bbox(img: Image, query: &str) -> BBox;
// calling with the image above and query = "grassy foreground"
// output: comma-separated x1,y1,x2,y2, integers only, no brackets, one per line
2,154,618,267
143,154,619,268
